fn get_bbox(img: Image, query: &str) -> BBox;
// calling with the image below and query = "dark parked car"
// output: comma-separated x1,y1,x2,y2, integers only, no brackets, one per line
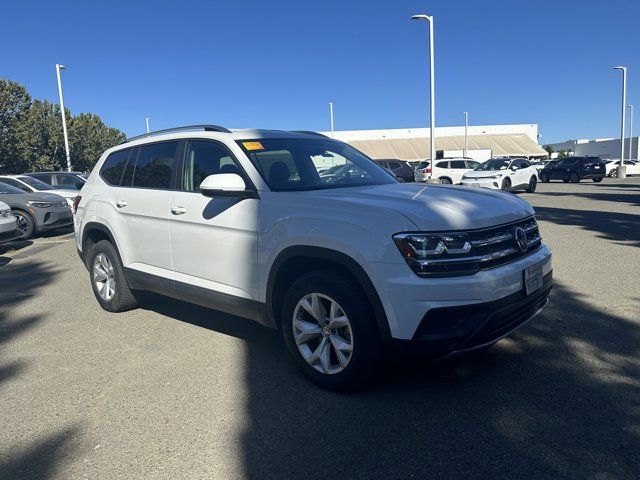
0,182,73,239
373,159,415,182
539,156,606,183
25,171,86,191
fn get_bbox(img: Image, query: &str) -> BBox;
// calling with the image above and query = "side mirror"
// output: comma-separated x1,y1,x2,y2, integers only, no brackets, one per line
511,165,519,171
199,173,257,198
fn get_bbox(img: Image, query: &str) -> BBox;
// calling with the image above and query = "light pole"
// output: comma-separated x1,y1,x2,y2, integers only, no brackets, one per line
627,104,634,161
329,102,334,138
55,64,72,172
461,111,468,158
613,66,627,179
146,117,151,134
411,14,435,179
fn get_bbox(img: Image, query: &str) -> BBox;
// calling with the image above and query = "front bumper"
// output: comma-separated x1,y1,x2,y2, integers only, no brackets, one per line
38,207,73,231
460,177,501,189
389,271,552,359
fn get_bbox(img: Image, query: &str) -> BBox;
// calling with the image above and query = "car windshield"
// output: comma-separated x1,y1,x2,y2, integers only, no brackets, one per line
237,138,396,191
415,161,429,170
18,176,54,190
475,159,510,171
0,182,25,194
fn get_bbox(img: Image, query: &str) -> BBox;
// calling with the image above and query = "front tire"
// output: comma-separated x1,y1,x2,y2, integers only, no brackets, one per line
500,178,511,192
438,177,452,185
569,171,580,183
88,240,138,312
526,176,537,193
592,177,603,183
281,270,381,392
13,210,35,240
540,172,550,183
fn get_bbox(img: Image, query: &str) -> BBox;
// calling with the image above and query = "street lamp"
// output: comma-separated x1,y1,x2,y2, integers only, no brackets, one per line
329,102,334,138
627,104,634,161
613,66,627,179
461,111,468,158
146,117,151,134
55,64,72,172
411,14,435,179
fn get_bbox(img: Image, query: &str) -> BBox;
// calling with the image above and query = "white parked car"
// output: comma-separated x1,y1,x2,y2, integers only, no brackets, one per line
0,175,76,207
74,126,552,391
414,161,431,182
0,200,19,244
461,158,539,192
432,158,481,184
606,160,640,177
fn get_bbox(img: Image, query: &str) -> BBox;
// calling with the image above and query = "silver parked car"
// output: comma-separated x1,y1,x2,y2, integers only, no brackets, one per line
0,182,73,240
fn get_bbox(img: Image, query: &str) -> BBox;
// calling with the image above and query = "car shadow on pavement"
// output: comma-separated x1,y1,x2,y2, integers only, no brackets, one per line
134,279,639,478
534,206,640,247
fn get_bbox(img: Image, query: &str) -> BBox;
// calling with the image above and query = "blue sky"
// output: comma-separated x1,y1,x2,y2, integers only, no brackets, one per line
1,0,639,143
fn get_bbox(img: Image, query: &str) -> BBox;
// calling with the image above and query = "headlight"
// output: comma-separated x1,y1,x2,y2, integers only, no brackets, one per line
27,200,64,208
393,232,474,276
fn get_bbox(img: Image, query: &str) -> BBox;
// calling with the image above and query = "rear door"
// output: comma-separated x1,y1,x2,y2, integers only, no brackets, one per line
110,141,179,275
449,160,468,184
169,139,260,301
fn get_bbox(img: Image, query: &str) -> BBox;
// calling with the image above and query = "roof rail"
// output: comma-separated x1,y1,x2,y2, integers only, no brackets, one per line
119,125,231,144
291,130,329,138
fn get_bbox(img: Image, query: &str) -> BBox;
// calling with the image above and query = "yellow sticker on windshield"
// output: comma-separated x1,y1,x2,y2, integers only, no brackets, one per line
243,141,264,151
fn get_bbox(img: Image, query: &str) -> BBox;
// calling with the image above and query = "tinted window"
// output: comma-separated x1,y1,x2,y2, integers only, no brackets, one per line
131,141,179,189
56,174,84,189
521,160,531,168
435,161,449,168
387,161,402,170
183,140,240,192
18,176,54,190
450,160,466,169
0,178,30,192
466,160,480,169
28,173,53,185
100,149,131,185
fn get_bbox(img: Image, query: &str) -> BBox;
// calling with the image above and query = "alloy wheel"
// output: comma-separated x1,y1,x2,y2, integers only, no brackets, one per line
93,253,116,301
292,293,353,374
15,214,29,236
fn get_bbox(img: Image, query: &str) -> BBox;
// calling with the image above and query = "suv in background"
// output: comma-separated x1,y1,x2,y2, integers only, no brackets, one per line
373,160,415,182
432,158,480,184
75,125,552,391
26,171,86,191
539,156,605,183
414,161,431,182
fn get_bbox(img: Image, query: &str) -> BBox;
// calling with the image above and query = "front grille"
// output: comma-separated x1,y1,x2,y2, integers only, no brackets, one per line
0,229,19,242
414,217,542,276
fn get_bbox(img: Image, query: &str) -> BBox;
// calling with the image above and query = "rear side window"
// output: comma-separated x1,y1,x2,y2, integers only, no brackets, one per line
131,141,179,189
100,149,131,185
450,160,466,169
387,161,402,169
435,161,449,168
29,173,53,185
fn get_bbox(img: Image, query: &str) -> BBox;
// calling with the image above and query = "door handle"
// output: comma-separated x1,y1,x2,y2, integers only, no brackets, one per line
116,200,127,208
171,206,188,215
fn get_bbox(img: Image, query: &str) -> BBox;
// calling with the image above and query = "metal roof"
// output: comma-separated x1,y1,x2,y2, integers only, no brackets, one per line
345,134,547,160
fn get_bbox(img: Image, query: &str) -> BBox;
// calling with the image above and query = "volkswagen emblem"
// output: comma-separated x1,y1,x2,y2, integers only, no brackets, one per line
513,227,527,252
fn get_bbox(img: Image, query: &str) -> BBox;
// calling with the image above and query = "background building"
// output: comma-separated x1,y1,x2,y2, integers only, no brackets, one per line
545,137,639,160
320,124,547,162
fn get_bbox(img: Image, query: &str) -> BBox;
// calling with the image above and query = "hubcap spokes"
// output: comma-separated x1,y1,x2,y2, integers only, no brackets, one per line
292,293,353,374
93,253,115,301
16,215,28,234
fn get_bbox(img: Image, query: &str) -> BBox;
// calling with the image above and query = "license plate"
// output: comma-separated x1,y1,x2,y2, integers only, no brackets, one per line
594,165,601,169
524,262,543,295
470,182,481,187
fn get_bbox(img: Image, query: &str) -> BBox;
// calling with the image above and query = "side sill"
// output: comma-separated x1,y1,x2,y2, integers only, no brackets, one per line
124,267,274,329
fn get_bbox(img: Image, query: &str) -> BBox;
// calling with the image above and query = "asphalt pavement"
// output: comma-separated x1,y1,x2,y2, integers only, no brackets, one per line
1,178,639,479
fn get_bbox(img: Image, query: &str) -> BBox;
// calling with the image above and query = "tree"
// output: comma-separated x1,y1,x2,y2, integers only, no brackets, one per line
558,150,567,158
0,79,32,173
0,78,125,173
543,145,553,157
68,113,125,172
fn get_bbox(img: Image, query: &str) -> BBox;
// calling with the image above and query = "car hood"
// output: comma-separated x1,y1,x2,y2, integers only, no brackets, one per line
462,170,507,179
302,183,534,231
0,191,66,205
46,188,77,198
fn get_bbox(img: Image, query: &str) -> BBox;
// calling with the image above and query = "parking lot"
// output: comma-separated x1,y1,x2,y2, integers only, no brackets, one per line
1,178,639,479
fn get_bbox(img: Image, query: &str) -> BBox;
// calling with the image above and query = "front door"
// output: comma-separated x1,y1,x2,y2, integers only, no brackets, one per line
169,139,260,301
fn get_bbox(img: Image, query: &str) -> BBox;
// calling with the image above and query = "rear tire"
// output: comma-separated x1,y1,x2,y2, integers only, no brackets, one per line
281,270,381,392
526,176,537,193
438,177,452,185
540,172,550,183
569,171,580,183
500,178,511,192
13,210,35,240
592,177,603,183
88,240,138,312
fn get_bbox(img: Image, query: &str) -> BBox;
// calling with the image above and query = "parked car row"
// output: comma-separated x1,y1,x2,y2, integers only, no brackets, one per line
0,172,80,240
538,157,606,183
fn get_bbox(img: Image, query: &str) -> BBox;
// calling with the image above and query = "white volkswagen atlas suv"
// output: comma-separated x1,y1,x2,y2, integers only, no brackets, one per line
74,126,552,391
461,157,539,192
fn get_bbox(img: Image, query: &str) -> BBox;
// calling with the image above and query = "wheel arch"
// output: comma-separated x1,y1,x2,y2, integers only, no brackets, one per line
81,222,121,267
266,246,391,344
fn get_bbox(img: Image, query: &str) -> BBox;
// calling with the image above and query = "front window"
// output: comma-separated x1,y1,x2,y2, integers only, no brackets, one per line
237,138,395,191
0,182,24,194
475,159,510,171
17,176,54,190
